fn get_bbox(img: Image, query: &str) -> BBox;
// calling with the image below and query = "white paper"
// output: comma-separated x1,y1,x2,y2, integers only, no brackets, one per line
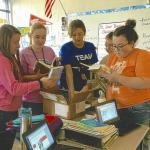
55,103,68,117
88,64,101,70
48,66,64,82
40,91,57,101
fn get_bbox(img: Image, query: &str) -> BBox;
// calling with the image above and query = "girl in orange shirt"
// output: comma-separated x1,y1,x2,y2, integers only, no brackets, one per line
99,19,150,150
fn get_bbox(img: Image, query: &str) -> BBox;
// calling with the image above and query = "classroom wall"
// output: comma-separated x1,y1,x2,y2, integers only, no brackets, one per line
11,0,65,26
11,0,66,55
68,7,150,60
11,0,148,26
11,0,149,57
60,0,148,13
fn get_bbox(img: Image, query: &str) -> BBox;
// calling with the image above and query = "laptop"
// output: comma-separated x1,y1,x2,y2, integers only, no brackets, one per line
96,100,119,124
96,100,140,136
22,120,83,150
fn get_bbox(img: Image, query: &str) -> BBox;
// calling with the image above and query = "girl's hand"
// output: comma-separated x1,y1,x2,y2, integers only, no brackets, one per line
52,57,61,66
36,70,48,78
40,77,56,89
98,69,120,83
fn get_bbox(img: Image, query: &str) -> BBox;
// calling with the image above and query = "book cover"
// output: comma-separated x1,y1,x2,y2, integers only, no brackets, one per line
34,58,63,75
34,61,53,74
80,62,111,73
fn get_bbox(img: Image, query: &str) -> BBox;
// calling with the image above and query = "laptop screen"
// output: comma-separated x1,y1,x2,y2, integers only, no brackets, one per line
23,121,55,150
96,100,119,123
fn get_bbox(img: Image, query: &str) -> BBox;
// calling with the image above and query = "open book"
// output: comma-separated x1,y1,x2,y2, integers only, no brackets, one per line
48,66,64,82
80,62,111,73
34,61,53,74
34,57,61,74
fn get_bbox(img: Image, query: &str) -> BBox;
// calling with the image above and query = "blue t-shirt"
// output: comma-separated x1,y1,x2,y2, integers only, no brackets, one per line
59,41,98,91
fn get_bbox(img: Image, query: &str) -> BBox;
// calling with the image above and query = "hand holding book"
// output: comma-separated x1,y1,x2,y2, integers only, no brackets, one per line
51,57,61,66
99,71,121,84
34,57,62,74
40,76,57,90
48,66,64,81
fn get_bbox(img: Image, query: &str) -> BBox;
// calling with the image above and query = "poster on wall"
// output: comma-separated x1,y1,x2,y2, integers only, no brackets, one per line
29,14,48,25
17,27,30,49
136,17,150,50
61,17,68,31
0,18,7,26
98,21,124,60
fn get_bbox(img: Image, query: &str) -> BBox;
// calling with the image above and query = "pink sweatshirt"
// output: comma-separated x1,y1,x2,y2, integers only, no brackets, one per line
0,52,40,111
20,46,56,103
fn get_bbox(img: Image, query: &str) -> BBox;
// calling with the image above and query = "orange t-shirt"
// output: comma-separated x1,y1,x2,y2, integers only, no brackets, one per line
106,48,150,109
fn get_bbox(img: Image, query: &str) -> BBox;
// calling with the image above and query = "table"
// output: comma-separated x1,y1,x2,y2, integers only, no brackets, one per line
109,125,149,150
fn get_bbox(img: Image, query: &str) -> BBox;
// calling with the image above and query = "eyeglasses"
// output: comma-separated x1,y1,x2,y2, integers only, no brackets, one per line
113,42,129,51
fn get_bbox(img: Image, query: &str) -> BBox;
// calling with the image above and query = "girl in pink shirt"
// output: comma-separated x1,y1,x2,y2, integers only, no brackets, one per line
0,24,56,150
20,23,56,115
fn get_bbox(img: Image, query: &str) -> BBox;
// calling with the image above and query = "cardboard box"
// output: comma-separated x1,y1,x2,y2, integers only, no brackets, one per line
43,91,89,119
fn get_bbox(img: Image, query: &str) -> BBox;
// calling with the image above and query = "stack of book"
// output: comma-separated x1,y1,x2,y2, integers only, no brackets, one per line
64,119,118,148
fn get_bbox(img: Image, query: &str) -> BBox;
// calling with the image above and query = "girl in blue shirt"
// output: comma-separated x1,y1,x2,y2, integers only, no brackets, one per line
60,19,98,99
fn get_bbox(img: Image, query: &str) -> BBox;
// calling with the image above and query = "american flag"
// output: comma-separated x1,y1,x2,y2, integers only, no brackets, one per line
45,0,55,18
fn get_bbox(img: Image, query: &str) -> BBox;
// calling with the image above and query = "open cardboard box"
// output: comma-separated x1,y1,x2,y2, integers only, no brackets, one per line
42,91,90,119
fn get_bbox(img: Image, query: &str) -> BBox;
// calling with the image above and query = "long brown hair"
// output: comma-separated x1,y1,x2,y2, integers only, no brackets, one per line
0,24,22,80
0,24,20,59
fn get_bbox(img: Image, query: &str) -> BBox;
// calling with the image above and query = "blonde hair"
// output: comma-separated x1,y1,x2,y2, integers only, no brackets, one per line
30,23,46,34
30,23,47,45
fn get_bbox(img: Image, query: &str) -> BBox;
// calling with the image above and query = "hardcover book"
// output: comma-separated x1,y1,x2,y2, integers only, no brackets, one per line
34,61,53,74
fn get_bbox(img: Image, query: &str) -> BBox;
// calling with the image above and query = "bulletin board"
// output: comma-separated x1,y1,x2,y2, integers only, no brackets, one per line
98,21,124,60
